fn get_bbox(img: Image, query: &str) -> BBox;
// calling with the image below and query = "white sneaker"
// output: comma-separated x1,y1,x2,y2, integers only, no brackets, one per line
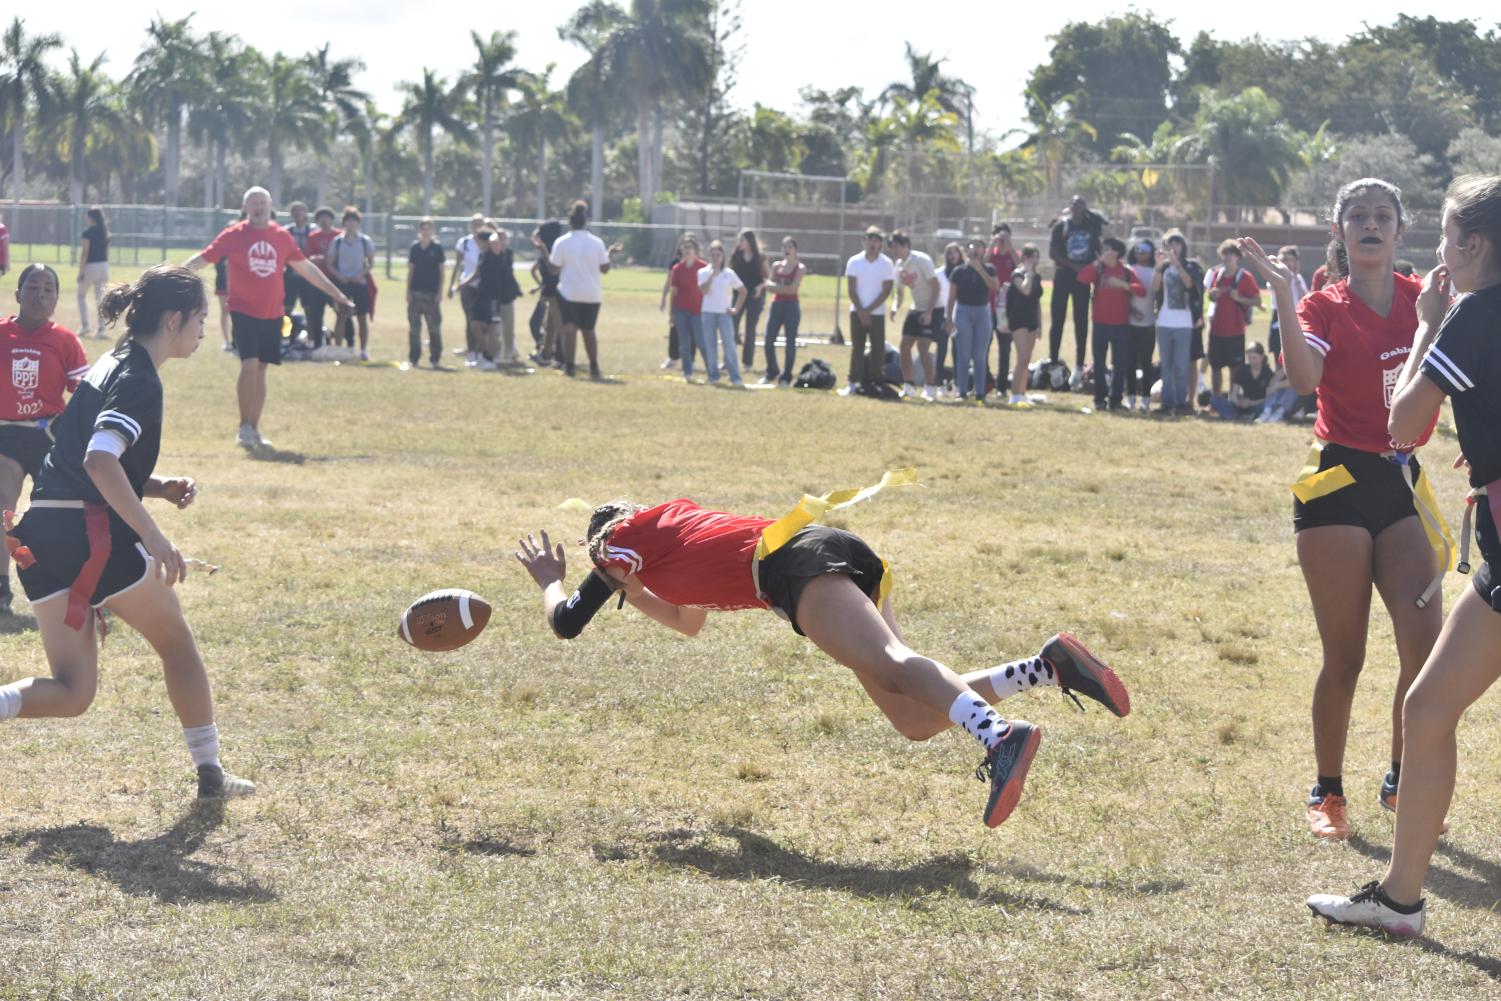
837,384,856,396
477,359,498,371
1128,396,1137,411
255,431,272,449
922,385,936,401
901,382,916,398
236,424,257,449
465,353,478,368
359,350,369,361
1307,882,1425,938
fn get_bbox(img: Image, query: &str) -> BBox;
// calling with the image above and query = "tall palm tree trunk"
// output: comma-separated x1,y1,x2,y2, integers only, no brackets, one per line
214,141,227,209
422,134,434,215
165,108,183,207
70,124,85,207
635,97,653,207
10,122,22,204
651,106,664,201
536,138,546,220
362,152,372,215
481,95,494,216
203,138,214,210
590,123,604,218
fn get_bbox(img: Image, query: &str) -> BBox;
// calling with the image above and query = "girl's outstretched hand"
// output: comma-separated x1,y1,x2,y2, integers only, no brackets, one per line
1238,237,1293,290
516,530,566,589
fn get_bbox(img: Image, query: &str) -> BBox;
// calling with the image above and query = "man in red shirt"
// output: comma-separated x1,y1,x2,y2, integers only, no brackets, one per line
659,238,708,381
1204,239,1262,396
185,187,351,450
1076,238,1145,410
302,206,340,348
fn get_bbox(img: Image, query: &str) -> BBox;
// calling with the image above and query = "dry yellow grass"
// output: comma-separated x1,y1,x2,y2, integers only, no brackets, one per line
0,263,1497,1000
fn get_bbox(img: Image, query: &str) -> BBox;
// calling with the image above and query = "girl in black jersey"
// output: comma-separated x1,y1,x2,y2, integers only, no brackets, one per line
1308,174,1501,936
0,265,254,800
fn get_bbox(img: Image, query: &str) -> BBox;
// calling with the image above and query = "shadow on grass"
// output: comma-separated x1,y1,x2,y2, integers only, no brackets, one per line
246,445,306,465
439,835,537,859
1346,834,1501,911
0,611,37,633
1415,937,1501,981
0,800,275,904
605,827,1089,914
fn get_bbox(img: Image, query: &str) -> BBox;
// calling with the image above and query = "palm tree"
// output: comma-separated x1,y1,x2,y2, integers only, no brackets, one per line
462,30,523,216
189,32,259,209
306,44,370,208
42,49,122,206
507,68,574,219
391,68,472,215
127,14,205,207
348,100,381,214
585,0,713,207
561,1,626,216
260,52,321,204
0,17,61,203
880,43,974,152
1008,88,1097,197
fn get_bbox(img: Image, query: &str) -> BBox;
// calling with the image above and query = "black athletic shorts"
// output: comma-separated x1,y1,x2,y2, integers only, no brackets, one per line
902,310,939,340
0,424,53,477
1468,497,1501,613
1293,442,1421,537
231,312,283,365
337,278,370,317
558,295,602,330
11,504,149,606
472,297,502,324
458,284,478,323
1189,324,1205,361
1208,334,1245,368
757,525,885,636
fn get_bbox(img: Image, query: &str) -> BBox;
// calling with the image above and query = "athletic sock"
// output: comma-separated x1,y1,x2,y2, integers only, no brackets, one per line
0,681,22,721
947,691,1011,751
1376,885,1424,914
1388,761,1401,783
182,722,221,769
982,655,1057,700
1314,775,1344,798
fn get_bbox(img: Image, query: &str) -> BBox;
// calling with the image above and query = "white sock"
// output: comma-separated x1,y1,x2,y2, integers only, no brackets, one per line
183,722,221,768
947,690,1011,750
0,681,23,721
983,655,1057,701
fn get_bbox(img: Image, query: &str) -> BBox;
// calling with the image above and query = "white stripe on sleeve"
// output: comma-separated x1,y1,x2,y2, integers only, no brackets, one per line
95,408,142,442
1424,345,1474,392
1303,332,1331,357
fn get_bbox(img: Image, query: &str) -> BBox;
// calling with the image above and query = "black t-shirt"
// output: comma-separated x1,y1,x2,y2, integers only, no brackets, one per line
477,250,522,304
1231,362,1273,404
82,224,108,263
950,263,997,307
1421,284,1501,488
1005,267,1044,323
730,250,763,296
33,341,162,503
408,240,446,294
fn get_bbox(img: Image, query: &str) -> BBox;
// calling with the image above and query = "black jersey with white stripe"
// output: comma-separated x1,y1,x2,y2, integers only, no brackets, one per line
31,340,162,502
1421,283,1501,489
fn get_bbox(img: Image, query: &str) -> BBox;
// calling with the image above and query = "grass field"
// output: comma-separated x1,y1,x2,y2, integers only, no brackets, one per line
2,263,1499,1001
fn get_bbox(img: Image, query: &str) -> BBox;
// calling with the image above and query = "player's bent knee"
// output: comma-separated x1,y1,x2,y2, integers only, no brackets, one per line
1402,684,1459,742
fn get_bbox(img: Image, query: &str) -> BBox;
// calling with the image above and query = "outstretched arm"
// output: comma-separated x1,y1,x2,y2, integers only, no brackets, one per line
516,531,704,638
1239,238,1322,394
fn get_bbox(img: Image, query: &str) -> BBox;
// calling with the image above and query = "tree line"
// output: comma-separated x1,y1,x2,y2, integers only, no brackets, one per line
2,8,1499,221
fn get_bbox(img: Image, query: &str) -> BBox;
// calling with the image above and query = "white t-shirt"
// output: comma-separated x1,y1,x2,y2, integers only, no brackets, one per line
897,251,938,312
551,229,610,304
698,265,743,314
455,234,482,282
845,252,896,315
1156,263,1194,328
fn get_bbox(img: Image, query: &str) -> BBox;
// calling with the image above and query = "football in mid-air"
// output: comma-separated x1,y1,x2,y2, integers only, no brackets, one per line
398,589,491,651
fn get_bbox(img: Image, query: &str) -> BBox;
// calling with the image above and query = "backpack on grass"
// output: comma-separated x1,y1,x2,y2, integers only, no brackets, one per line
793,358,837,390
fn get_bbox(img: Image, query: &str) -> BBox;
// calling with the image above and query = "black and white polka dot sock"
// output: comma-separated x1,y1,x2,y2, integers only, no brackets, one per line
946,691,1011,750
984,656,1057,701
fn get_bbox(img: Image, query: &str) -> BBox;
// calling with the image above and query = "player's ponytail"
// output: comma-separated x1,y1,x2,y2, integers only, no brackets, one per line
1445,174,1501,258
586,500,645,568
98,264,207,354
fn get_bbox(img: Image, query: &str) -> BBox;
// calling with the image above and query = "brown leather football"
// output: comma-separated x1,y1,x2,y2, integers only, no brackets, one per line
398,589,491,651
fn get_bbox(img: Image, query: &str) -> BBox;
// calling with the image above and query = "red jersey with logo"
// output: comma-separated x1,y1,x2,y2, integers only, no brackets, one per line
201,221,305,320
1206,266,1261,338
598,499,774,611
1297,273,1435,453
0,318,88,421
1075,262,1144,325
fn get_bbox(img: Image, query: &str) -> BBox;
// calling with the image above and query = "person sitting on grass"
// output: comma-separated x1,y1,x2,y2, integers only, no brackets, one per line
1306,173,1501,937
1205,341,1273,420
515,491,1130,829
0,265,254,800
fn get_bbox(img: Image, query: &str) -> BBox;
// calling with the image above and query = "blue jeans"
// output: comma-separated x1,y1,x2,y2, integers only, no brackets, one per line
672,308,708,377
1257,387,1299,423
1157,326,1192,409
764,299,799,381
703,312,742,383
1209,394,1265,420
952,303,992,398
1092,321,1129,405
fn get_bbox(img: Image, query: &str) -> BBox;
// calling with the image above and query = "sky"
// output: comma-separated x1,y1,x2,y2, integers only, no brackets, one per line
24,1,1501,144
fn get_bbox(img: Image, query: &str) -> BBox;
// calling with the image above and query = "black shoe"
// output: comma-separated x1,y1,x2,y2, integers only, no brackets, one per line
197,763,256,799
564,363,577,378
1040,632,1131,717
977,720,1042,828
589,364,603,381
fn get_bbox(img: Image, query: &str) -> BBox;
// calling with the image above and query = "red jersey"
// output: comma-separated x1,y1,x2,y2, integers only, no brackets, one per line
1206,266,1261,338
1075,261,1144,325
669,258,706,313
0,318,88,421
987,249,1017,309
599,499,774,611
201,221,305,320
1297,273,1435,453
305,227,338,277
